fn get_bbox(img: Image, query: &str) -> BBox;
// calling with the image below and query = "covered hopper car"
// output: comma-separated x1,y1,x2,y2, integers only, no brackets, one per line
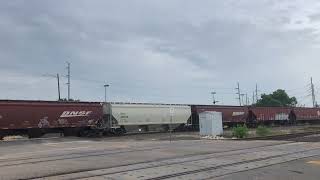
293,107,320,122
104,103,192,134
191,105,248,128
191,105,320,128
0,100,105,139
248,107,296,125
2,100,320,139
0,101,192,139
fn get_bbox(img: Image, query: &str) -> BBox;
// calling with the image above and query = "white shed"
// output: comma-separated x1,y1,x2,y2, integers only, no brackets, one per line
199,111,223,136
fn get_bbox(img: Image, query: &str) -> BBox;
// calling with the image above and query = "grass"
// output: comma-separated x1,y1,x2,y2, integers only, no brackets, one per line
256,125,271,136
232,125,249,138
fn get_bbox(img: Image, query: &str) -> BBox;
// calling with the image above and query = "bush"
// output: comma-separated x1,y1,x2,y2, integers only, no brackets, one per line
232,125,249,138
256,126,271,136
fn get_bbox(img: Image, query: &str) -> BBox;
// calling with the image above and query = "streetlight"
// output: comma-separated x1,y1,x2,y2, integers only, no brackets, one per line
104,84,110,102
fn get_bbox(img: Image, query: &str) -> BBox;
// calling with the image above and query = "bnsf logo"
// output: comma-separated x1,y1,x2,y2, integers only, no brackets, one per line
60,111,92,118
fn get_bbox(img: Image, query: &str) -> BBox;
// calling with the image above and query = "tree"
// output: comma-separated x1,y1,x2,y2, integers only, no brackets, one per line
256,89,297,107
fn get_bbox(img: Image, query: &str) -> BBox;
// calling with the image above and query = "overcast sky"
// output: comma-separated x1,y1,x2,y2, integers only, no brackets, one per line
1,0,320,106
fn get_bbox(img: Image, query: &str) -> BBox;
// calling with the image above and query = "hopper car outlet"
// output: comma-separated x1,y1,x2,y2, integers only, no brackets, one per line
1,100,320,139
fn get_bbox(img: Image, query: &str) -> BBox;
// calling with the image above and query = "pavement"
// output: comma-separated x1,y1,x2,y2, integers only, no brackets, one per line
0,133,319,180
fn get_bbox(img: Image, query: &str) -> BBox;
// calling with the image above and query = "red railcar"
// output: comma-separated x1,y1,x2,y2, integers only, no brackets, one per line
293,107,320,121
0,100,104,138
191,105,248,127
249,107,294,123
249,107,320,124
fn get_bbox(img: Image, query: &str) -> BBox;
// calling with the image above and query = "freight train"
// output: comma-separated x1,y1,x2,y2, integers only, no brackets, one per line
0,100,192,139
1,100,320,139
191,105,320,128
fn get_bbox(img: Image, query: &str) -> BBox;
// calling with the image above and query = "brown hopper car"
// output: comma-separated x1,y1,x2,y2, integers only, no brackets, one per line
0,100,104,139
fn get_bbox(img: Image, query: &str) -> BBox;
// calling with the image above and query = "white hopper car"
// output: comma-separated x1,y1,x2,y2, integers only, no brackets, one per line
103,103,192,134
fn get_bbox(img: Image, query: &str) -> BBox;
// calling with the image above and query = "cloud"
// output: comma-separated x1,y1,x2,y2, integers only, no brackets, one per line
1,0,320,106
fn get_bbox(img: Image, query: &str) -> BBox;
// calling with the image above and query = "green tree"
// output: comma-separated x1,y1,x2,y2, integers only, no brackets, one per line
256,89,297,107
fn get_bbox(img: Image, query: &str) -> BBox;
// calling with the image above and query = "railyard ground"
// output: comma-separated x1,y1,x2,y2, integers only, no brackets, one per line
0,130,320,180
3,124,320,141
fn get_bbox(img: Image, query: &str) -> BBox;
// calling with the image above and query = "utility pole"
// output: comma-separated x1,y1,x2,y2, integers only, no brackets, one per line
311,77,316,107
104,84,110,102
57,74,61,101
66,62,71,101
255,83,259,103
252,91,255,105
236,82,241,106
211,91,219,105
169,107,174,143
245,93,248,106
241,94,245,106
43,73,61,101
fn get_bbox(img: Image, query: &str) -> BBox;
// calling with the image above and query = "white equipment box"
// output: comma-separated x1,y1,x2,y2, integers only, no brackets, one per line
199,111,223,136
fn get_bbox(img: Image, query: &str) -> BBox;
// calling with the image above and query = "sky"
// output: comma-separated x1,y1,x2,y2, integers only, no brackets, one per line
1,0,320,106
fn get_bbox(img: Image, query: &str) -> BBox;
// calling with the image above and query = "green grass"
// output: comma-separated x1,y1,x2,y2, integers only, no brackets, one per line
232,125,249,138
256,125,271,136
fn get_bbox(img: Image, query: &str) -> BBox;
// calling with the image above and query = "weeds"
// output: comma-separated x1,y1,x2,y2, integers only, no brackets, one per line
232,125,249,138
256,125,271,136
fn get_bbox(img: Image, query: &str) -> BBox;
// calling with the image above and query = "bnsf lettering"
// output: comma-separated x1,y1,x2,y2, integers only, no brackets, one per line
60,111,92,118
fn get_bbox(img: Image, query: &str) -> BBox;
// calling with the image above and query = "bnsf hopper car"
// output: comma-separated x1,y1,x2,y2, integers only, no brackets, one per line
105,103,192,133
0,100,105,139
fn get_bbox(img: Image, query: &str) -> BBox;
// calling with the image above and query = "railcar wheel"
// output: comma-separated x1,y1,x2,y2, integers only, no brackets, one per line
162,125,170,132
78,129,89,137
28,129,44,139
0,132,4,140
63,128,79,137
115,127,126,135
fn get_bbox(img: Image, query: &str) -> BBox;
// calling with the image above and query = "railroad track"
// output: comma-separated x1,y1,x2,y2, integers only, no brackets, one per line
2,131,320,179
147,147,320,180
0,139,230,168
28,141,304,180
0,140,207,167
2,131,319,168
31,142,320,180
242,130,320,141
